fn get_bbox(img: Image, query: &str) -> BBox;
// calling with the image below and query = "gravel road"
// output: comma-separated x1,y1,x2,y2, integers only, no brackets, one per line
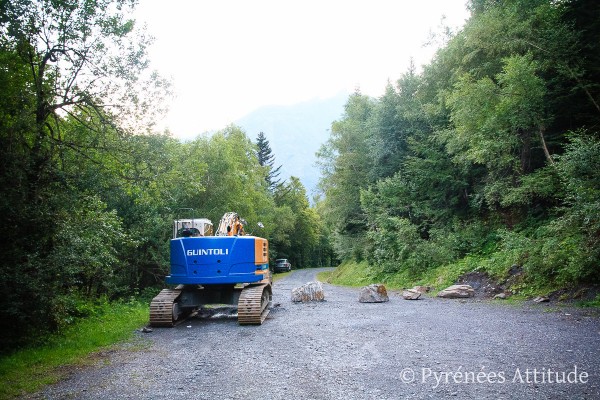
32,268,600,399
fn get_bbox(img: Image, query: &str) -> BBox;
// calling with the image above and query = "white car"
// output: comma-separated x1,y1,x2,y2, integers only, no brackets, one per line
274,258,292,272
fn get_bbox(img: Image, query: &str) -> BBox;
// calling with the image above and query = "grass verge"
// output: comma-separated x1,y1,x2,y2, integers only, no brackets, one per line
578,294,600,308
323,257,520,292
272,270,293,282
325,258,600,308
0,300,149,399
316,270,332,282
318,260,374,287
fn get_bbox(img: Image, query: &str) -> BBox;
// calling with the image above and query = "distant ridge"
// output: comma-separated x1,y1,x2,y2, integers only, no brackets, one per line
236,91,348,198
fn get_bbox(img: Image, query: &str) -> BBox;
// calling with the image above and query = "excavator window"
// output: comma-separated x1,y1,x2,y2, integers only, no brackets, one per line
178,227,201,237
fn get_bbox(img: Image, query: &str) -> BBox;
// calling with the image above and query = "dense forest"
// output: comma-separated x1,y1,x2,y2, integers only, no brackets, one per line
0,0,333,350
318,0,599,291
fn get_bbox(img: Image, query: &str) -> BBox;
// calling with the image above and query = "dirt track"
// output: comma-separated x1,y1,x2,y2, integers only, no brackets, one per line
32,268,600,399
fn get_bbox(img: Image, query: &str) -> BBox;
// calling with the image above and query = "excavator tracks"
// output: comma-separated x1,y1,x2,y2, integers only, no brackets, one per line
237,283,272,325
149,288,182,327
150,284,273,327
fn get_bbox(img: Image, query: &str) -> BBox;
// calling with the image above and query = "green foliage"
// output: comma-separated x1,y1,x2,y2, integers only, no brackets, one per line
271,177,331,268
557,134,600,219
482,134,600,288
316,92,375,259
187,126,273,226
318,0,600,296
443,53,549,208
324,260,375,287
0,299,148,399
578,294,600,308
531,134,600,284
326,257,472,292
49,196,133,297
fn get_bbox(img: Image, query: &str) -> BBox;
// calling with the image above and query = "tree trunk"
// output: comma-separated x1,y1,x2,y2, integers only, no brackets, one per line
538,125,555,166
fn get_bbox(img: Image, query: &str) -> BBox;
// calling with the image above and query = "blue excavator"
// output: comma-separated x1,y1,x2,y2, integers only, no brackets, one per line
149,212,272,326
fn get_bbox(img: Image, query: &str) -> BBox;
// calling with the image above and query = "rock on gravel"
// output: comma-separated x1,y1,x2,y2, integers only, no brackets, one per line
291,280,325,302
437,284,475,298
402,289,421,300
412,285,431,294
358,284,389,303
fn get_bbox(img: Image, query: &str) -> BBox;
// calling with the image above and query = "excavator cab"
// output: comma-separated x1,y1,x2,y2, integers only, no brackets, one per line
173,218,213,238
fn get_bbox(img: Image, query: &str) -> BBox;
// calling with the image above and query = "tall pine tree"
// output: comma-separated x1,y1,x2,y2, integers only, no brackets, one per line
256,132,282,191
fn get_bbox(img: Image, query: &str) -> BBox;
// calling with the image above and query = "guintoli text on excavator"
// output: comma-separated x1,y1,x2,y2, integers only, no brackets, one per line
186,248,229,256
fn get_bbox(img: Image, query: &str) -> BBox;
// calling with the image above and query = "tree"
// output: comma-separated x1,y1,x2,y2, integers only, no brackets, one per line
316,91,375,260
369,82,402,179
0,0,170,350
255,132,282,191
187,126,275,230
441,53,552,210
1,0,169,197
272,177,322,268
369,63,424,180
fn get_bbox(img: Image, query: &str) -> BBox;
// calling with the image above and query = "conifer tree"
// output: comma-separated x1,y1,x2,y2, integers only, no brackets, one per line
256,132,282,191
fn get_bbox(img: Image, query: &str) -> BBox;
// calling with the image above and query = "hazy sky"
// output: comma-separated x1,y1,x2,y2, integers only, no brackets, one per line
135,1,470,139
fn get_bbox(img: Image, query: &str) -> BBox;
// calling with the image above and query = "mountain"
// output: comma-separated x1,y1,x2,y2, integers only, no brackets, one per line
236,91,348,198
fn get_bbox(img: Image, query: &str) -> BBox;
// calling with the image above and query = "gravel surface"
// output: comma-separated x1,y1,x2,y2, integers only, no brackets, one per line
31,268,600,399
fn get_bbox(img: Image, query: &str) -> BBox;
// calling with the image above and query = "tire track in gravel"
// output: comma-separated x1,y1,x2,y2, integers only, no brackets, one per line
31,268,600,400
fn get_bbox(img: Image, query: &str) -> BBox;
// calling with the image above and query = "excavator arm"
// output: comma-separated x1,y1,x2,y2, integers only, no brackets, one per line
216,211,246,236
